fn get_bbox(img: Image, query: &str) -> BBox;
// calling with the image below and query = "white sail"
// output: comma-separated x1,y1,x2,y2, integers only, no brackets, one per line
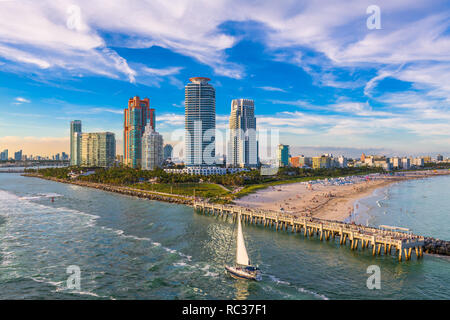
236,216,250,266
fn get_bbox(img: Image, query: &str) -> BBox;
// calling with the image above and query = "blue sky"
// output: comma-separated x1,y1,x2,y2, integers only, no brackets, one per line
0,0,449,158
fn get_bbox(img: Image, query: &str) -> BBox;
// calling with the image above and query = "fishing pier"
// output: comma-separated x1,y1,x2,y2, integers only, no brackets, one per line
194,201,425,262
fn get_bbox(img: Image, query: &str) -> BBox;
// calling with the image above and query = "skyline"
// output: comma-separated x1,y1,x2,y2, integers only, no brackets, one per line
1,1,450,157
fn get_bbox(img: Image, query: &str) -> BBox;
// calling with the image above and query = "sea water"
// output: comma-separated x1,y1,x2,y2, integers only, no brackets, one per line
0,173,449,299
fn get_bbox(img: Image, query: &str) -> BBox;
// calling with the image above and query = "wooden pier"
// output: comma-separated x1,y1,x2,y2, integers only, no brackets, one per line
194,201,425,262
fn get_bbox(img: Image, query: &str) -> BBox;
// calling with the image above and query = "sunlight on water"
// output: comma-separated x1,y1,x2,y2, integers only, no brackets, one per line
0,173,449,299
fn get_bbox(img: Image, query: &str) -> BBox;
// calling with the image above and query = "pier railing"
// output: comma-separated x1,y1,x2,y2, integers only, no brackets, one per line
194,201,425,262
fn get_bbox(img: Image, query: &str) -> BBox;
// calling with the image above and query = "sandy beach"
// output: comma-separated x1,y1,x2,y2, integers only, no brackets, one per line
234,170,450,222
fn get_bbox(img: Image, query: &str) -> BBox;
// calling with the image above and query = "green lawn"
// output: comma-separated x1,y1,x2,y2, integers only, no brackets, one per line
131,182,231,198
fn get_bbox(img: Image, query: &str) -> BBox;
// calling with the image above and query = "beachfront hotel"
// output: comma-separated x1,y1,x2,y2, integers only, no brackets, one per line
227,99,258,168
141,123,164,170
277,144,290,167
80,132,116,168
70,120,82,166
184,77,216,166
124,96,155,168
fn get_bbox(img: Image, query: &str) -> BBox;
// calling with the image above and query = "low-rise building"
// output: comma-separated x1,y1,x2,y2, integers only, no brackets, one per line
312,155,333,169
164,166,249,176
289,155,312,168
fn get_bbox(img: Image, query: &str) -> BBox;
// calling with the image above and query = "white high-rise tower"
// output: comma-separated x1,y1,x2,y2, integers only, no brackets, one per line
227,99,257,168
185,77,216,166
142,123,163,170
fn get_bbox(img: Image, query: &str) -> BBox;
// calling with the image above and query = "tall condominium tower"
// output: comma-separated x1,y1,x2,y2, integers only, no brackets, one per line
141,123,164,170
1,149,8,161
70,120,82,166
81,132,116,167
124,96,155,168
185,77,215,166
227,99,257,168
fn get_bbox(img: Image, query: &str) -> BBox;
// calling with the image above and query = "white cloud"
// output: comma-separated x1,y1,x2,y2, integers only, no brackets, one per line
15,97,31,103
142,66,183,77
257,86,287,92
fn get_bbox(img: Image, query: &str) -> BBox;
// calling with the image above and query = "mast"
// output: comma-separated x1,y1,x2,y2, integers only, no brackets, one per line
236,214,250,266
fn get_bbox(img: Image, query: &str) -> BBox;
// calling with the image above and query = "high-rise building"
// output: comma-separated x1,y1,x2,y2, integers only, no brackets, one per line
437,154,444,162
401,157,411,170
337,155,347,168
0,149,8,161
163,144,173,161
70,120,82,166
391,157,401,168
14,150,22,161
277,144,290,167
142,123,164,170
185,77,215,166
124,96,155,168
227,99,257,168
81,132,116,167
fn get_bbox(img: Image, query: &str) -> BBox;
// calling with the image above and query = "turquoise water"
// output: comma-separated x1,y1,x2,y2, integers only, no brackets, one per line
354,175,450,240
0,173,449,299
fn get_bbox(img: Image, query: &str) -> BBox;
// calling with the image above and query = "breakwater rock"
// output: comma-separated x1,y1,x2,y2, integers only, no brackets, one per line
424,237,450,256
23,174,194,206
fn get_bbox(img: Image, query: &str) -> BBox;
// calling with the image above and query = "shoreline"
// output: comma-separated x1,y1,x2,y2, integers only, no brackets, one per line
22,173,195,206
234,170,450,223
22,171,450,256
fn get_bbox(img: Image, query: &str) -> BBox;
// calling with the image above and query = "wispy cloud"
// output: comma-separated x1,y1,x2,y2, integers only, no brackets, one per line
257,86,287,92
13,97,31,105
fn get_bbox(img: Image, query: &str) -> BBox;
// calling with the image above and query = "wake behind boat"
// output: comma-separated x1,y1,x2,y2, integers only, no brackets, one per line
225,214,261,281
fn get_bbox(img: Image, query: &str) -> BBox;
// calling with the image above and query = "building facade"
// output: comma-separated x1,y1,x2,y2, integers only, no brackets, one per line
124,96,155,168
0,149,8,161
185,77,216,166
289,155,312,168
14,150,22,161
277,144,290,167
70,120,82,166
81,132,116,167
142,123,164,170
312,155,332,169
164,166,248,176
227,99,257,168
163,144,173,161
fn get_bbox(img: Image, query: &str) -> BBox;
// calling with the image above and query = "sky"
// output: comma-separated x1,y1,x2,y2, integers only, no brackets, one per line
0,0,449,159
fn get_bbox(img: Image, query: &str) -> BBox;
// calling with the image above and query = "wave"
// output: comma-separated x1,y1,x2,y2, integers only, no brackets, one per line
30,276,114,299
1,189,192,272
297,287,329,300
265,273,329,300
20,193,64,200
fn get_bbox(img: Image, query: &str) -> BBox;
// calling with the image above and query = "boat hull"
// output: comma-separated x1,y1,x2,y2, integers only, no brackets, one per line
225,265,261,281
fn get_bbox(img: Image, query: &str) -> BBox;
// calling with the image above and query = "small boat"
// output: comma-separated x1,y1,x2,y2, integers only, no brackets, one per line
225,214,261,281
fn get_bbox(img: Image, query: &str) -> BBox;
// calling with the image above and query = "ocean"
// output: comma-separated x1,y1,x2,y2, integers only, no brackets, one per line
0,173,449,299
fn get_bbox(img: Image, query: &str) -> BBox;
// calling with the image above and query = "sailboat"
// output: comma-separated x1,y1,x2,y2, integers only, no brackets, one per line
225,214,261,281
